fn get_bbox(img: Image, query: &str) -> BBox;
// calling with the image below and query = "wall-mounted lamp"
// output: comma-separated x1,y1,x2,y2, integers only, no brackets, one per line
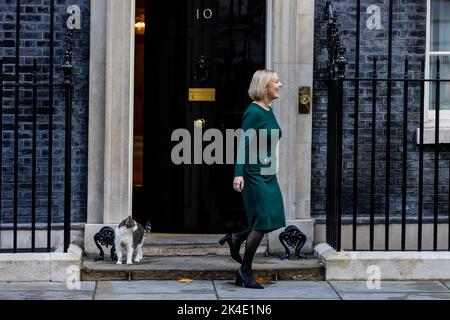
135,21,145,35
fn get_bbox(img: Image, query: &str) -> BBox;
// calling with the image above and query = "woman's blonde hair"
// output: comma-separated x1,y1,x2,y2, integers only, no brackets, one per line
248,70,278,104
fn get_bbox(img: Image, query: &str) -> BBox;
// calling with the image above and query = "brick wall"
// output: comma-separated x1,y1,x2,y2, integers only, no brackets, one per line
0,0,89,224
312,0,450,220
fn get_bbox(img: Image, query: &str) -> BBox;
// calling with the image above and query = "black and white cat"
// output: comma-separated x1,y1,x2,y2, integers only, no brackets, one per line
114,216,150,265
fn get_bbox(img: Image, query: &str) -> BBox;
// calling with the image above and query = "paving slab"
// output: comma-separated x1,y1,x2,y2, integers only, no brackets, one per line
95,280,215,295
214,281,340,300
330,281,450,293
0,290,94,300
0,281,95,291
340,292,450,300
95,293,217,300
440,281,450,290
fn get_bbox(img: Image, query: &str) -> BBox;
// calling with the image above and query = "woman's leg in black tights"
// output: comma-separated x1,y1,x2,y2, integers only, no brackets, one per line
240,230,265,278
232,228,251,249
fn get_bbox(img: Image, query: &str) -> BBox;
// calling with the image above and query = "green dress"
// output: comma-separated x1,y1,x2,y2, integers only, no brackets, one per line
234,103,286,231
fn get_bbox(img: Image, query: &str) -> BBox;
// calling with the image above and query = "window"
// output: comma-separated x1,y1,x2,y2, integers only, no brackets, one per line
426,0,450,121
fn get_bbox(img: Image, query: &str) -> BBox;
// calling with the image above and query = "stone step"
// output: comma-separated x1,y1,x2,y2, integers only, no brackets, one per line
143,233,268,257
143,243,268,257
81,255,325,281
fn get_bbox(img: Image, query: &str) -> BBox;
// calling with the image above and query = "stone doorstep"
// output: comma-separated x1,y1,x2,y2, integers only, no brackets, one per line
314,243,450,281
81,255,325,281
137,233,267,257
143,244,268,257
0,245,83,282
85,229,273,256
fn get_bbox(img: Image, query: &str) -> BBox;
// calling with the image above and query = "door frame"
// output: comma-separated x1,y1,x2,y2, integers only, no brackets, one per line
266,0,274,70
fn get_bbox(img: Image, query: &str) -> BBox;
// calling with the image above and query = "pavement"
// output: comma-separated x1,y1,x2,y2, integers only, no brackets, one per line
1,280,450,300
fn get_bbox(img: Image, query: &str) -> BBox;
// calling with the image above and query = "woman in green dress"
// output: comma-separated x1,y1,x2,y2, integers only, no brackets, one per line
219,70,286,289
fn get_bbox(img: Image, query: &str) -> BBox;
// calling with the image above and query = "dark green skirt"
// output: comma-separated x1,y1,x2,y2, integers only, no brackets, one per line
242,171,286,231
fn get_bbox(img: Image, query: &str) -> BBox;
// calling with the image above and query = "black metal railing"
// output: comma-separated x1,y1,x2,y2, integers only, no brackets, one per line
324,0,450,251
0,0,74,253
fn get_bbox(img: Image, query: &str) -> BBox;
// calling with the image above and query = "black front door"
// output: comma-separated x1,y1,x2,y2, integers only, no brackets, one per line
136,0,266,233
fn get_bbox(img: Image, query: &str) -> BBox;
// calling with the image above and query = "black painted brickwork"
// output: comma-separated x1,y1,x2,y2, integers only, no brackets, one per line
312,0,450,220
1,0,448,227
0,0,90,224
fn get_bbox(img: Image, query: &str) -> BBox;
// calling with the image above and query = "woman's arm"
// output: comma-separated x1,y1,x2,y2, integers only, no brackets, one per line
233,108,262,191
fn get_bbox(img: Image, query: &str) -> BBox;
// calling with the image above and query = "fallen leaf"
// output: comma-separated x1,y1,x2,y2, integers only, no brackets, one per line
178,278,193,283
256,277,265,284
256,277,274,285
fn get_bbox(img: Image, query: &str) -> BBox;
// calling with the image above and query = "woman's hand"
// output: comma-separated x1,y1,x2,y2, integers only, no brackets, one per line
233,176,244,192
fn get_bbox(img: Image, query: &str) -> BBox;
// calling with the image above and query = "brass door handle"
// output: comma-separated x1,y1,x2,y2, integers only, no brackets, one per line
194,118,206,128
300,95,311,105
298,86,311,114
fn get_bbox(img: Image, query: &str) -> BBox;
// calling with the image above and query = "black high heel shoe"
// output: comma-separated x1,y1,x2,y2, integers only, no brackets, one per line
235,269,264,289
219,234,243,264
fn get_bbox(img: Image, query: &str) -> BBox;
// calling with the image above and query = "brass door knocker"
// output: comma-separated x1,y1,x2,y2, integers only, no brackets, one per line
194,55,209,83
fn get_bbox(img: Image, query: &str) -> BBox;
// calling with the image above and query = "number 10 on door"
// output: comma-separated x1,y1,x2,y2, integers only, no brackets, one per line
196,8,213,20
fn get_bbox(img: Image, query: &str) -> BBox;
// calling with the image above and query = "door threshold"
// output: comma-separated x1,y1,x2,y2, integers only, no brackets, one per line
145,233,224,245
145,233,269,246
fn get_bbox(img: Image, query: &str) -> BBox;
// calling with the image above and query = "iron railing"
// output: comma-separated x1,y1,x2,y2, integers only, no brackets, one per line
0,0,74,253
324,0,450,251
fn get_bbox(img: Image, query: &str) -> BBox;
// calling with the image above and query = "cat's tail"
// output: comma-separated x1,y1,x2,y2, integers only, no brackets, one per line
144,221,152,234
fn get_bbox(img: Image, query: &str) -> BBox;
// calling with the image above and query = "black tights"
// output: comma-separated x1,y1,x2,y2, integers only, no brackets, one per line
232,228,251,247
241,230,265,275
232,229,266,277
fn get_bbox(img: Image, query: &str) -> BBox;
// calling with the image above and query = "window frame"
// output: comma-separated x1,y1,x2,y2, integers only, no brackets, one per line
425,0,450,122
